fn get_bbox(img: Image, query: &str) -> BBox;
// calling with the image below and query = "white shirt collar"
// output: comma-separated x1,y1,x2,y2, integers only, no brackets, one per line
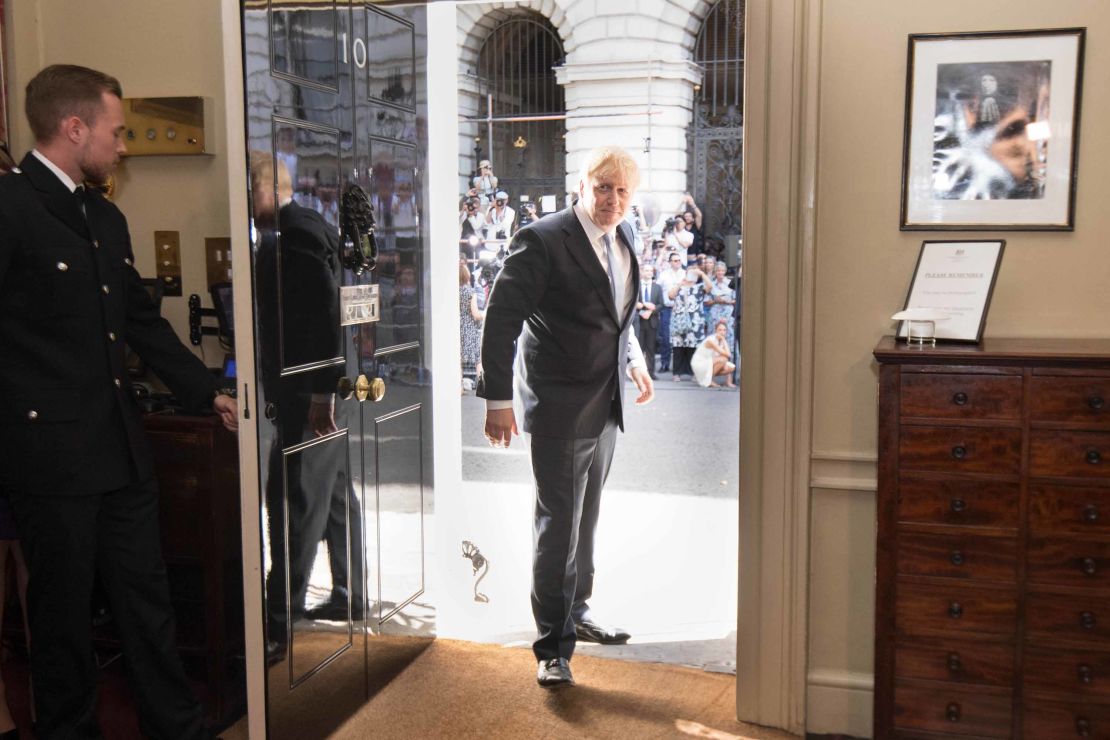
32,149,79,193
572,203,615,247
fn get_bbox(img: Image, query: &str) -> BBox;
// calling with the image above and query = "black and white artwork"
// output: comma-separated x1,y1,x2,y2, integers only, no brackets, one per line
901,29,1084,230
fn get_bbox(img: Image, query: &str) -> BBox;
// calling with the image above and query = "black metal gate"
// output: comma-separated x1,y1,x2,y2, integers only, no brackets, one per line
475,13,565,204
688,0,745,258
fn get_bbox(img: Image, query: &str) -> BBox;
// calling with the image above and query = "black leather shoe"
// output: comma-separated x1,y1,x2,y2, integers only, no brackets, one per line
537,657,574,688
575,619,631,645
306,594,364,621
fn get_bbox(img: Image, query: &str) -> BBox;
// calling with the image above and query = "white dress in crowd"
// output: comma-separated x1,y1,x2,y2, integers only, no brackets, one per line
690,336,718,387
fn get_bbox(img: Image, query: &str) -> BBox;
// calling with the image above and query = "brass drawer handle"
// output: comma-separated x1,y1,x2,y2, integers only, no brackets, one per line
1078,663,1093,684
1081,611,1097,630
952,445,967,460
946,702,961,722
1082,557,1098,576
952,391,968,406
947,652,962,673
1084,504,1100,523
1086,449,1102,465
951,498,967,514
948,602,963,619
1090,396,1106,411
950,550,965,566
1077,716,1092,737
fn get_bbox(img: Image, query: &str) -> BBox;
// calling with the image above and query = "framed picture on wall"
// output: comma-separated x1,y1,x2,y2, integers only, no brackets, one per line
900,28,1085,231
896,240,1005,344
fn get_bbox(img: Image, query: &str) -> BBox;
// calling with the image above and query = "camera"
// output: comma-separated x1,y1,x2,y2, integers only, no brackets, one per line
477,248,503,285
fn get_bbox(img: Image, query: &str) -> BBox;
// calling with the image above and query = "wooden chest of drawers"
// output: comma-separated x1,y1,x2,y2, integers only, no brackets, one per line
874,337,1110,738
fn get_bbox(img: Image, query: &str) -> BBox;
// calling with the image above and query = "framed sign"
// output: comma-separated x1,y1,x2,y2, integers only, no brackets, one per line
900,28,1085,230
897,240,1005,344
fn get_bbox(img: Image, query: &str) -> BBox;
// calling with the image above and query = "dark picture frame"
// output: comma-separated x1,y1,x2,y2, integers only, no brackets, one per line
897,239,1005,344
900,28,1085,231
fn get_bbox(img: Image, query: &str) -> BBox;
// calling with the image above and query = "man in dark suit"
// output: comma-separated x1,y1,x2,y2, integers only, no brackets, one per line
0,65,238,739
478,146,654,688
634,263,663,379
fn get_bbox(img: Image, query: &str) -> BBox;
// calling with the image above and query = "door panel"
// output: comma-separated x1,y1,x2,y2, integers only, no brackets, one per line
244,1,432,736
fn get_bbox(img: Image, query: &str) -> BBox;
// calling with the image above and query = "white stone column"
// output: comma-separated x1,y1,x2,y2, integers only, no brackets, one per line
556,58,702,223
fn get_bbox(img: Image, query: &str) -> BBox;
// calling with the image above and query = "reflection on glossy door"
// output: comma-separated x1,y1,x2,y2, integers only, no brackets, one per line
243,1,433,736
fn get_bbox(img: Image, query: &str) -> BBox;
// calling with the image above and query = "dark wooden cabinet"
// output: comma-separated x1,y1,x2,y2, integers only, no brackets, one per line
144,412,243,724
874,337,1110,738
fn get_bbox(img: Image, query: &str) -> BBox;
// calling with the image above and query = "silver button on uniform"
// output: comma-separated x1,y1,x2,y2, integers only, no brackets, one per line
114,378,122,388
56,262,68,272
108,331,117,341
93,240,100,249
27,410,38,421
124,257,132,266
102,285,110,294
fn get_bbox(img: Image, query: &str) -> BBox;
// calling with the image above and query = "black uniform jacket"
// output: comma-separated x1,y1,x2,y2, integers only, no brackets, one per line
476,206,639,439
0,153,218,495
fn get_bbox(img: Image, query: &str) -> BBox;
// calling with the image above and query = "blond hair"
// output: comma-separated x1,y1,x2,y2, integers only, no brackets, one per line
577,146,640,190
249,149,293,204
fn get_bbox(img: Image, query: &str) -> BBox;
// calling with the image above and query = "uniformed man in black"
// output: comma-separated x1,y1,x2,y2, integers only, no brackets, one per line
0,64,238,739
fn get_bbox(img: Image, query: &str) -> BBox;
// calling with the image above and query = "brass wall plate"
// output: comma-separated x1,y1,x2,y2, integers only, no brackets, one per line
205,237,232,287
154,230,182,296
122,97,207,156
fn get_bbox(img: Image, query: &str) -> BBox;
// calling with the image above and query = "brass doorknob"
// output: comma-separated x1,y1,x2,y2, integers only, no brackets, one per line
337,374,372,402
369,377,385,402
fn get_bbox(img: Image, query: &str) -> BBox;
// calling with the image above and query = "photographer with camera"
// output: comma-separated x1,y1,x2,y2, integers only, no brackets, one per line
485,190,515,242
518,200,539,230
460,195,485,259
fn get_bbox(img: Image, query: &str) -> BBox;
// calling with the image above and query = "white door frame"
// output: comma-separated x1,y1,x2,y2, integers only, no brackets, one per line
736,0,819,733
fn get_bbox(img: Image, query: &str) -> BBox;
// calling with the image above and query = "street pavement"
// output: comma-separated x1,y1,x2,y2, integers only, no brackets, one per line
445,376,740,671
460,377,740,497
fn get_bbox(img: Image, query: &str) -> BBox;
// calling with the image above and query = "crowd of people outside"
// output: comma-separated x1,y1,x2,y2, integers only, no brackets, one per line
458,160,741,392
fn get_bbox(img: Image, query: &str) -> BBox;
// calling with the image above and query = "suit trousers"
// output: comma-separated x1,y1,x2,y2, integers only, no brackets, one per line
9,479,205,740
656,306,673,370
528,409,619,661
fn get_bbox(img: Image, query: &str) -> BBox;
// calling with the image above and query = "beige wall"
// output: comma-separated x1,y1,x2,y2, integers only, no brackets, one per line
807,1,1110,735
6,0,233,367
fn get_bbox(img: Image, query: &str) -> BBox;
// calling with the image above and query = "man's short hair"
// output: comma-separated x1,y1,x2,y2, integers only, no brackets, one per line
578,146,640,191
25,64,123,142
249,150,293,204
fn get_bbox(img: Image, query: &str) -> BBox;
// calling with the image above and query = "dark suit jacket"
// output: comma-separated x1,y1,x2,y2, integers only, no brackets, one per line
0,153,218,495
477,206,639,439
634,281,664,332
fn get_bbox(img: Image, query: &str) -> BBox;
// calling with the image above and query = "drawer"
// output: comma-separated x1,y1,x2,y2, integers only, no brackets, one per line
1031,375,1110,426
893,682,1011,738
898,477,1020,530
897,582,1017,638
1023,700,1110,739
901,373,1022,421
1026,592,1110,644
1024,646,1110,701
895,637,1013,686
900,426,1022,476
898,531,1017,582
1028,538,1110,589
1030,430,1110,479
1030,484,1110,536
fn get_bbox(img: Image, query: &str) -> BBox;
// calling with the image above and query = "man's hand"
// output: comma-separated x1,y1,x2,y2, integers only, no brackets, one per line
213,394,239,432
308,395,339,437
485,407,518,448
630,366,655,405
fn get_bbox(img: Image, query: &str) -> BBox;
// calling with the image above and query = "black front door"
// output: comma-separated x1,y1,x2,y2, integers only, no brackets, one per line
242,2,432,735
